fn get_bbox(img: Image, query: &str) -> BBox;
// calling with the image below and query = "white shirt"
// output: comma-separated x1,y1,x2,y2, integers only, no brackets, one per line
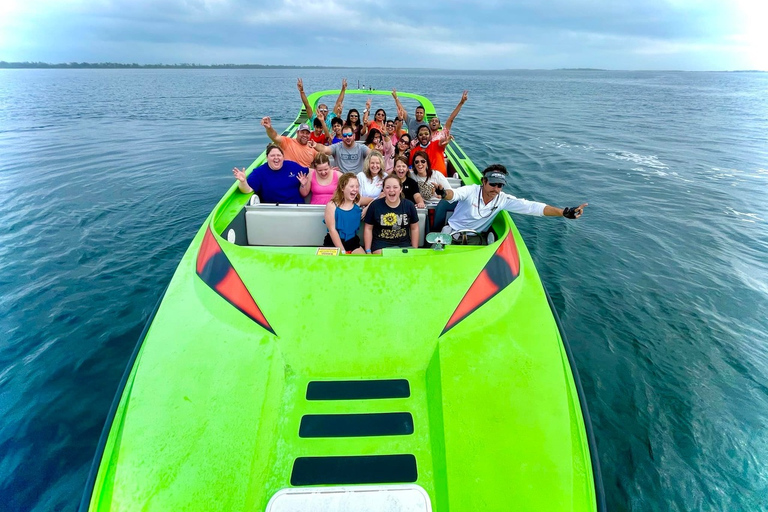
356,172,384,198
410,171,451,203
446,184,546,232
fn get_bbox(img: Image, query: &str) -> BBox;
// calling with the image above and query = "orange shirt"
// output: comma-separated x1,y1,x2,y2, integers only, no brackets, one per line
279,137,317,168
410,140,447,176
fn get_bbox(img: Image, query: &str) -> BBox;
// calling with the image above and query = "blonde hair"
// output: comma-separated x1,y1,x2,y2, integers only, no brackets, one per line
331,174,360,206
362,150,385,180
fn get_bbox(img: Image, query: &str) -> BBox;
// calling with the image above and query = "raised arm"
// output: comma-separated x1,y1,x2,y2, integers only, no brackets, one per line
391,89,408,121
361,98,372,135
443,90,468,133
297,169,311,198
261,116,283,144
333,78,347,116
308,140,332,155
297,78,313,119
232,167,253,194
316,111,332,141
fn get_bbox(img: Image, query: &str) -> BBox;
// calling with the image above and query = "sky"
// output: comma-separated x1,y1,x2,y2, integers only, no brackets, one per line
0,0,765,71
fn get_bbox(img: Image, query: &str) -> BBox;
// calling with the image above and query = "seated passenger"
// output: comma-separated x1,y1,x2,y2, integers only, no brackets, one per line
365,128,395,173
394,133,412,163
363,101,388,133
345,109,364,140
357,150,386,207
389,117,407,145
330,117,344,144
309,116,331,145
409,150,452,203
323,174,365,254
391,156,425,208
262,116,317,168
392,89,428,138
232,143,307,204
363,175,420,254
410,124,451,177
310,123,371,174
299,153,342,205
437,164,588,235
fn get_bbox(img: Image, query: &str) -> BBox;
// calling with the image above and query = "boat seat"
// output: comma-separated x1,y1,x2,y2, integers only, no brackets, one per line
245,203,428,247
445,177,463,189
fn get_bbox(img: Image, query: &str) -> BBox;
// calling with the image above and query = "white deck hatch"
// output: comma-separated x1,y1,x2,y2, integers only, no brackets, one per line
265,484,432,512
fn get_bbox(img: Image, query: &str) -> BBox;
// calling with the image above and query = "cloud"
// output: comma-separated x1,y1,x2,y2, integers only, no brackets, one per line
0,0,763,70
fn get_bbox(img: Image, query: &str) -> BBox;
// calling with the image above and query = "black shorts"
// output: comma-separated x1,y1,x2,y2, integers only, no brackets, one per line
323,233,361,252
371,238,412,252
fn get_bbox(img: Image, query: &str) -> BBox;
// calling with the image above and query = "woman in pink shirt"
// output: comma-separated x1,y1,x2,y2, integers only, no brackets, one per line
298,153,342,204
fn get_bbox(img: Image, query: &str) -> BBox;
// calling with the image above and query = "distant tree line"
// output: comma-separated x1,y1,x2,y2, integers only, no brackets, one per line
0,61,352,69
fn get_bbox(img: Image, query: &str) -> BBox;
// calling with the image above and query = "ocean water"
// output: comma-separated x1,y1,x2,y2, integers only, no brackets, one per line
1,68,767,511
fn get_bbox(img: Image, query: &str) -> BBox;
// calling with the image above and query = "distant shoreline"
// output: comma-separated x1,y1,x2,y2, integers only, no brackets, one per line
0,62,356,69
0,61,764,72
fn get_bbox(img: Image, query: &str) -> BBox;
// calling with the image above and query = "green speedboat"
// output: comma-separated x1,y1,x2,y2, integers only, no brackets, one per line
81,90,605,511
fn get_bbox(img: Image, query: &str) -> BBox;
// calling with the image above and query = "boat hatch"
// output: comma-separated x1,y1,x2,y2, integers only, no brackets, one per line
265,484,432,512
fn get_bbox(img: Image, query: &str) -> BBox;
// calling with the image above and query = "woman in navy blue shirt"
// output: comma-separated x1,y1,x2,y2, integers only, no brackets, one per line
232,143,308,203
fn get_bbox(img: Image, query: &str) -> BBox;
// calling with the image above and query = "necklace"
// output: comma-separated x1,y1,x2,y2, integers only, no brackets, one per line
477,188,499,218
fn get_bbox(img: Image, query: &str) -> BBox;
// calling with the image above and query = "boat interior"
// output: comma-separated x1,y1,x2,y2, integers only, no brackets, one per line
221,175,500,249
218,90,501,250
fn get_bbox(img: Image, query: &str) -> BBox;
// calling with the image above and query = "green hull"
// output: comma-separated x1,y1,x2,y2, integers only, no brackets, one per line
81,91,603,511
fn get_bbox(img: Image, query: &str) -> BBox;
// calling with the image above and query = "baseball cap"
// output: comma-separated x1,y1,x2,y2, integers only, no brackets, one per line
485,171,507,185
297,123,311,132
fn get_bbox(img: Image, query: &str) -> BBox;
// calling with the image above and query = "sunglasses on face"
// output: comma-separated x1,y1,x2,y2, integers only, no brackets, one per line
414,159,427,164
319,108,328,113
342,132,354,137
487,182,503,188
350,114,358,118
399,139,409,144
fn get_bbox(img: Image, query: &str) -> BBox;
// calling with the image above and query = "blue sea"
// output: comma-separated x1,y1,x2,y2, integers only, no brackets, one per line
1,68,767,511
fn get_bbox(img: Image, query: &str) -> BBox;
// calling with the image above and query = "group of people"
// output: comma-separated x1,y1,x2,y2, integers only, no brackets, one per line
232,79,587,254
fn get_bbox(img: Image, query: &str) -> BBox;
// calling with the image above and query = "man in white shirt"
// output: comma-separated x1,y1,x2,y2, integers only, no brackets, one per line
436,165,587,234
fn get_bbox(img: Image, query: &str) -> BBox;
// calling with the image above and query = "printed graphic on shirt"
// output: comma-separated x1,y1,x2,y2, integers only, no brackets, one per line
379,212,409,239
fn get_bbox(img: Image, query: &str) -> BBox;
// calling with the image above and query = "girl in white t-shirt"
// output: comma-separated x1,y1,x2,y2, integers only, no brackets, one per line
357,150,386,206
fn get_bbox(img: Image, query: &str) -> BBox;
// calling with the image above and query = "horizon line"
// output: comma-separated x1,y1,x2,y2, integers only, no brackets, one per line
0,61,765,73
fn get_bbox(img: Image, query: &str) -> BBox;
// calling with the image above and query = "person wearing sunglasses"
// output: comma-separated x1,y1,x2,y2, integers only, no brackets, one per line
410,124,452,177
298,77,347,129
310,123,371,175
394,134,412,163
409,150,452,204
436,164,588,236
386,118,405,146
345,109,364,140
